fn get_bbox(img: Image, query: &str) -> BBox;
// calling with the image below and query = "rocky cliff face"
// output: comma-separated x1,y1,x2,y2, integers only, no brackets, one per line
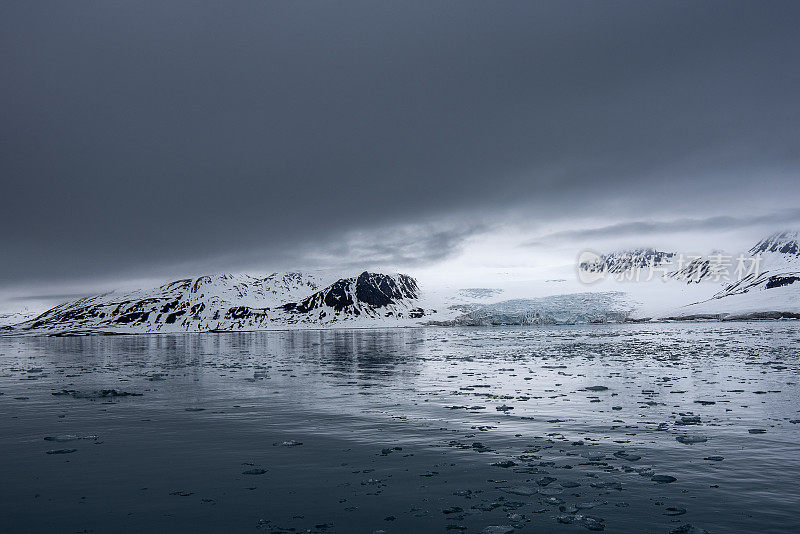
282,272,420,317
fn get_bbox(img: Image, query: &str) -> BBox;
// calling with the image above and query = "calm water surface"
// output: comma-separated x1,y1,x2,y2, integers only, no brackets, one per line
1,323,798,533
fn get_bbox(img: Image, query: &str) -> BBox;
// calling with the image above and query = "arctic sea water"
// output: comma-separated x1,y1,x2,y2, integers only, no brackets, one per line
1,323,798,533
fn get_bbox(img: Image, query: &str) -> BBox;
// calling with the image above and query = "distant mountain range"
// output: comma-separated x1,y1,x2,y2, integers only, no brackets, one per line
4,232,799,335
709,231,800,297
673,231,800,319
579,248,676,277
581,231,800,319
7,271,429,335
581,231,798,282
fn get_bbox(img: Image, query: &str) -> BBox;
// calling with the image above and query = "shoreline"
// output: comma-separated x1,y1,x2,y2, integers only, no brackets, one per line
2,314,799,338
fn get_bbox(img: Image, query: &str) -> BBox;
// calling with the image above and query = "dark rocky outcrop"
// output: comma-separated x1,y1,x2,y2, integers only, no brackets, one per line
281,272,419,316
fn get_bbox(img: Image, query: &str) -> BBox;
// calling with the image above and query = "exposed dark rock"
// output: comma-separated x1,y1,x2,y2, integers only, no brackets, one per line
281,272,419,316
765,275,800,289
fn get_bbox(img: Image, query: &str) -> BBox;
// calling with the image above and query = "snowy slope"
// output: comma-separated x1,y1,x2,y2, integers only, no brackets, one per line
9,271,434,335
0,309,38,327
671,231,800,319
574,231,800,320
579,248,732,284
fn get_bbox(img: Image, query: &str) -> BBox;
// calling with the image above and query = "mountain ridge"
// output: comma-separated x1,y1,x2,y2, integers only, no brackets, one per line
4,231,800,334
8,271,427,335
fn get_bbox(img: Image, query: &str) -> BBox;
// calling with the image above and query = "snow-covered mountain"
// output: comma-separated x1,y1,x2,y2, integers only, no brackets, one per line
673,231,800,319
7,271,431,335
279,271,425,322
574,231,800,320
579,247,732,284
751,230,800,256
4,232,799,335
579,248,676,277
712,231,800,297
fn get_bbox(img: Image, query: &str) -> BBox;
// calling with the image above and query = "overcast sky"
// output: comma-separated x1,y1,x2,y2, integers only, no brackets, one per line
2,1,799,304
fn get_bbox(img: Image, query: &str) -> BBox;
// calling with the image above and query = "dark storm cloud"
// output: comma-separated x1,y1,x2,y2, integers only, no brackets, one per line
196,218,488,276
1,1,799,287
313,221,487,269
523,209,800,246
